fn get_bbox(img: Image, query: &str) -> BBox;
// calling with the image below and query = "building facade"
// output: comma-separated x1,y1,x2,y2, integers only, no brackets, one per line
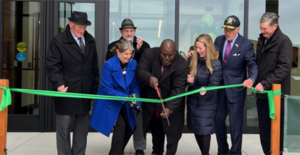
0,0,299,132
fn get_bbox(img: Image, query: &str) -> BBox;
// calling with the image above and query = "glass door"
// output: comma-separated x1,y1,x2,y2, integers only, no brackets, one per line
2,1,41,131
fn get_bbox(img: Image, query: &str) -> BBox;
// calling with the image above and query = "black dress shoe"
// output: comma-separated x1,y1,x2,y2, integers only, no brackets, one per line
135,150,145,155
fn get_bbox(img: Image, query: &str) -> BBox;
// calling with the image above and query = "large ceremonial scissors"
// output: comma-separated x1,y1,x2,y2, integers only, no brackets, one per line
155,84,170,126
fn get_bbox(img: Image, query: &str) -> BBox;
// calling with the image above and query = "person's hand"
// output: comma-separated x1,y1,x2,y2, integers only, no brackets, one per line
126,94,142,111
187,74,195,83
57,85,68,92
199,87,206,96
149,76,158,88
136,37,144,51
255,83,264,92
161,108,172,118
186,50,194,59
125,100,142,111
243,79,254,88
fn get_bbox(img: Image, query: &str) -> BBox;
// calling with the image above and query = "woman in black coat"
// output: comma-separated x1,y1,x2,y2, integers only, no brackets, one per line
187,34,222,155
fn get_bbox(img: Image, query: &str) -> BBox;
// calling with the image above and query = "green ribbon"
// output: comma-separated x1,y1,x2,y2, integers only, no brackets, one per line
0,84,281,119
0,86,12,111
251,87,281,119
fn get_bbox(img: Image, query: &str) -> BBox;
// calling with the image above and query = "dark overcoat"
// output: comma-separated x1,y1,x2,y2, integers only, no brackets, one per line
256,27,293,99
47,25,99,115
136,48,189,143
187,57,222,135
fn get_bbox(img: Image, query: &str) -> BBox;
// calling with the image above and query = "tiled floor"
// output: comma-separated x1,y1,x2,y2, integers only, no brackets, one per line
6,133,300,155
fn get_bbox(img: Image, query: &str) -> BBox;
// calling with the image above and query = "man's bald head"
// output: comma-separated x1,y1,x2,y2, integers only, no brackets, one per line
159,39,176,66
160,39,176,49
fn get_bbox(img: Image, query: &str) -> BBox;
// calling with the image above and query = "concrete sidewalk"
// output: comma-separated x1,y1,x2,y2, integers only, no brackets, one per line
6,133,300,155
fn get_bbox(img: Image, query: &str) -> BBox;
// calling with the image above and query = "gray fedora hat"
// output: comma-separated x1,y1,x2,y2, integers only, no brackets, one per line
68,11,91,26
119,18,137,30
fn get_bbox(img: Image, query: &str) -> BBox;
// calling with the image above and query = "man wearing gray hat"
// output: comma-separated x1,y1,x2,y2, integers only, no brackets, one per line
106,18,150,63
47,11,99,155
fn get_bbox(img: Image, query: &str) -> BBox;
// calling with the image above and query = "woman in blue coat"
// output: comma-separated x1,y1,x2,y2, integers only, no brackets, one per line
187,34,222,155
90,38,141,155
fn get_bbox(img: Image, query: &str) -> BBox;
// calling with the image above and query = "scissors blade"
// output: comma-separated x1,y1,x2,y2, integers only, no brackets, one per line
155,85,170,126
161,101,170,126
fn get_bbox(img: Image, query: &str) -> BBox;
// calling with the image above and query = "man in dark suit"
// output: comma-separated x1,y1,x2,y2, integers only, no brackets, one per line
214,15,258,155
106,18,150,155
137,39,189,155
254,12,293,155
47,11,99,155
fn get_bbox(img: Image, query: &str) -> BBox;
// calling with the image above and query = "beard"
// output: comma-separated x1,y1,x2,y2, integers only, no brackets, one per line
125,36,133,41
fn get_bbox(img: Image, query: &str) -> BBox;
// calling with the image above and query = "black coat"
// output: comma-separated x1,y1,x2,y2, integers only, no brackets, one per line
187,57,222,135
256,27,293,99
136,48,189,142
105,36,150,63
47,25,99,115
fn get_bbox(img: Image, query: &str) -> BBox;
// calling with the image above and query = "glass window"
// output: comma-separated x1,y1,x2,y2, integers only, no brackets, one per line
59,3,95,37
284,96,300,152
2,1,40,115
109,0,175,47
179,0,245,54
246,0,266,127
279,0,300,97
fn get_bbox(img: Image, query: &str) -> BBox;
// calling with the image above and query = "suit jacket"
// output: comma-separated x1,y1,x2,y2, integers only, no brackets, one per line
90,55,141,137
136,48,189,142
47,25,99,115
106,36,150,63
214,34,258,103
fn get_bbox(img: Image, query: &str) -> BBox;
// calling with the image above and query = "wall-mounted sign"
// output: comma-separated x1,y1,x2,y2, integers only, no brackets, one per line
16,52,26,62
17,42,27,52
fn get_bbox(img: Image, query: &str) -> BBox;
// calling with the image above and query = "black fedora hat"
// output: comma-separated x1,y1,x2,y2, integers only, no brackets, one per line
119,18,137,30
68,11,91,26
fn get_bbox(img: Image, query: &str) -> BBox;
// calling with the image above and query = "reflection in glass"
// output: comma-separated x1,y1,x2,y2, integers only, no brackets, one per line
179,0,244,55
59,2,95,37
245,0,266,127
2,1,40,115
284,96,300,152
109,0,175,47
279,0,300,99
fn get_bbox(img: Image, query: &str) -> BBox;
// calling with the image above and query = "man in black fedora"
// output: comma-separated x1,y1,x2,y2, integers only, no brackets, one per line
47,11,99,155
106,18,150,155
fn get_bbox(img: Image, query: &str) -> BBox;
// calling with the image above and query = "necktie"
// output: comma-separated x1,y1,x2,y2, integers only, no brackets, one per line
161,65,167,75
155,65,168,118
262,38,268,53
224,41,232,64
78,38,85,54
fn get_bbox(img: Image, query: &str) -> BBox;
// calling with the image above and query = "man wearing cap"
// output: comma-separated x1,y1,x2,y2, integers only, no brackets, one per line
106,18,150,155
214,15,258,155
254,12,293,155
47,11,99,155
